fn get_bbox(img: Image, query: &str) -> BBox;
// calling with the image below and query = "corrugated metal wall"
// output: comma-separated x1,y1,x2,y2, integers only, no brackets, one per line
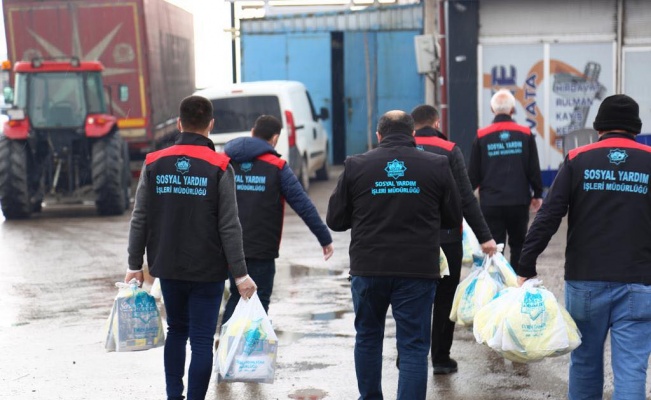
479,0,616,41
241,4,422,33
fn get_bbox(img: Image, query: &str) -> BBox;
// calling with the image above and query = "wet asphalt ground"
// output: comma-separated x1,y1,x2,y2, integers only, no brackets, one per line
0,165,649,400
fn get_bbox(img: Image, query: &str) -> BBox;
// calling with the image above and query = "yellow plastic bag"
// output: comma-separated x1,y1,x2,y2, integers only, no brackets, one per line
215,292,278,383
449,259,503,327
440,248,450,277
473,279,581,363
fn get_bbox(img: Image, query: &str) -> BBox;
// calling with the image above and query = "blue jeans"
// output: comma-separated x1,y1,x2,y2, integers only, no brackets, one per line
160,279,225,400
565,280,651,400
351,276,437,400
223,258,276,323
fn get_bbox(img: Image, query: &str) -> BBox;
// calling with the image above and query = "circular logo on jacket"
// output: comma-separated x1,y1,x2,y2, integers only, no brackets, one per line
607,149,628,165
175,157,191,174
385,159,407,180
240,162,253,173
499,131,511,141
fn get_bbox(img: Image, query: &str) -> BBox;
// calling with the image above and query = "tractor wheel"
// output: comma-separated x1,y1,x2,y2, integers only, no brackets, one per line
0,136,32,219
121,138,132,210
92,134,126,216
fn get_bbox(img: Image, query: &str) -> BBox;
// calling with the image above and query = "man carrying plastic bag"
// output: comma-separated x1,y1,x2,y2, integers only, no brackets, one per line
215,293,277,383
473,279,581,363
518,95,651,399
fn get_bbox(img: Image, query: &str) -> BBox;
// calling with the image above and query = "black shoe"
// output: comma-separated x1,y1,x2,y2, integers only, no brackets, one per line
432,358,458,375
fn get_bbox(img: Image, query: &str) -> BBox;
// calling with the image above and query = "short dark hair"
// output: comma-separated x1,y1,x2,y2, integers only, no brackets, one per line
377,110,414,137
179,95,213,132
411,104,439,126
252,115,282,141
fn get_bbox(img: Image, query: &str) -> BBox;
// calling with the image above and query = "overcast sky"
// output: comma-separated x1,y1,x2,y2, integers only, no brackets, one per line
0,0,234,89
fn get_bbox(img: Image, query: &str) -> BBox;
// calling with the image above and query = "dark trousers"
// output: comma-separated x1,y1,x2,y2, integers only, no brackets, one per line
480,204,530,271
431,241,463,363
352,276,437,400
160,279,225,400
222,258,276,324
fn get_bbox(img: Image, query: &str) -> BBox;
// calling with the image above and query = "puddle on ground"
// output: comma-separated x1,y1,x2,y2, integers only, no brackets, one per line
276,330,353,345
310,309,348,321
289,264,340,278
288,388,328,399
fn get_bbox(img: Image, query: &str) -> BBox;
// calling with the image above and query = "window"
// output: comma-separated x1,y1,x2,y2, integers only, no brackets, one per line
211,96,282,134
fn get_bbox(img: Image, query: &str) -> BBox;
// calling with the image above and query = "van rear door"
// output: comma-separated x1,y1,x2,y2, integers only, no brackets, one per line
209,95,282,151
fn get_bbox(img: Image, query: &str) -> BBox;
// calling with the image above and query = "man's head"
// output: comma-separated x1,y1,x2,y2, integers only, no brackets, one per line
252,115,282,146
593,94,642,135
490,89,516,116
376,110,415,142
411,105,439,130
178,95,214,135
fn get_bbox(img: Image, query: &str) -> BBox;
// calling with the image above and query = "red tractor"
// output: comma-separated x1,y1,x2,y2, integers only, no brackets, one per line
0,58,131,219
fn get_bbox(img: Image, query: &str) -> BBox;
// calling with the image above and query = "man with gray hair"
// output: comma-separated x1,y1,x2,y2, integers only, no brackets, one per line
468,89,543,271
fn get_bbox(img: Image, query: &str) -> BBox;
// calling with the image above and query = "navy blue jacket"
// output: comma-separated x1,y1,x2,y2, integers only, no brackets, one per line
225,137,332,259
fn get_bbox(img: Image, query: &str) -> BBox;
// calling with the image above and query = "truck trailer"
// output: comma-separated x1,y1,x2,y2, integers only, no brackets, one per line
2,0,196,165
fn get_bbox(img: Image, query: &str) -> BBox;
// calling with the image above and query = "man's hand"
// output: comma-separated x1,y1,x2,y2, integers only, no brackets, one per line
530,198,543,213
481,239,498,256
517,275,536,287
235,274,257,300
323,243,334,261
125,270,144,286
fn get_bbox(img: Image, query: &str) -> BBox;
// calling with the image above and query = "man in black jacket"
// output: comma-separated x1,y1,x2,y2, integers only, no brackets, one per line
327,110,461,400
125,96,257,400
411,105,497,375
468,89,543,271
519,94,651,399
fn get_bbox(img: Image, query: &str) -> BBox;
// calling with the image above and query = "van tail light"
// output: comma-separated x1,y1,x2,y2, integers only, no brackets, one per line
285,110,296,148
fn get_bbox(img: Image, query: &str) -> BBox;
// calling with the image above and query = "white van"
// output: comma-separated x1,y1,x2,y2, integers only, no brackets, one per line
194,81,330,189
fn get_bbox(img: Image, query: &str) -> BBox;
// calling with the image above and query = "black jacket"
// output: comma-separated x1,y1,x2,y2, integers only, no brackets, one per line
224,137,332,259
326,133,462,279
519,133,651,284
468,115,543,206
128,133,247,282
415,128,492,245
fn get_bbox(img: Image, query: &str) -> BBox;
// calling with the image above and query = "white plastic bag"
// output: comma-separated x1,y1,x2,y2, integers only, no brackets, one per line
473,279,581,363
440,248,450,277
462,218,482,265
215,292,278,383
104,279,165,352
449,256,504,327
487,244,518,288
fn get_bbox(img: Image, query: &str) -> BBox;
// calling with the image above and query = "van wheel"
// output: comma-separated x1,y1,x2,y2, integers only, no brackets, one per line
299,155,310,191
315,145,329,181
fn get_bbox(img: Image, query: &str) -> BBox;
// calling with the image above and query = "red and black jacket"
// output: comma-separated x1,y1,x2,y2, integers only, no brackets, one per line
232,153,286,259
415,127,492,245
468,114,543,206
143,133,231,281
520,133,651,284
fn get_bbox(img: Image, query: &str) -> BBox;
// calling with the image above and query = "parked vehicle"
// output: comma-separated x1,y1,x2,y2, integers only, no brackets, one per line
2,0,196,168
195,81,330,189
0,58,130,218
